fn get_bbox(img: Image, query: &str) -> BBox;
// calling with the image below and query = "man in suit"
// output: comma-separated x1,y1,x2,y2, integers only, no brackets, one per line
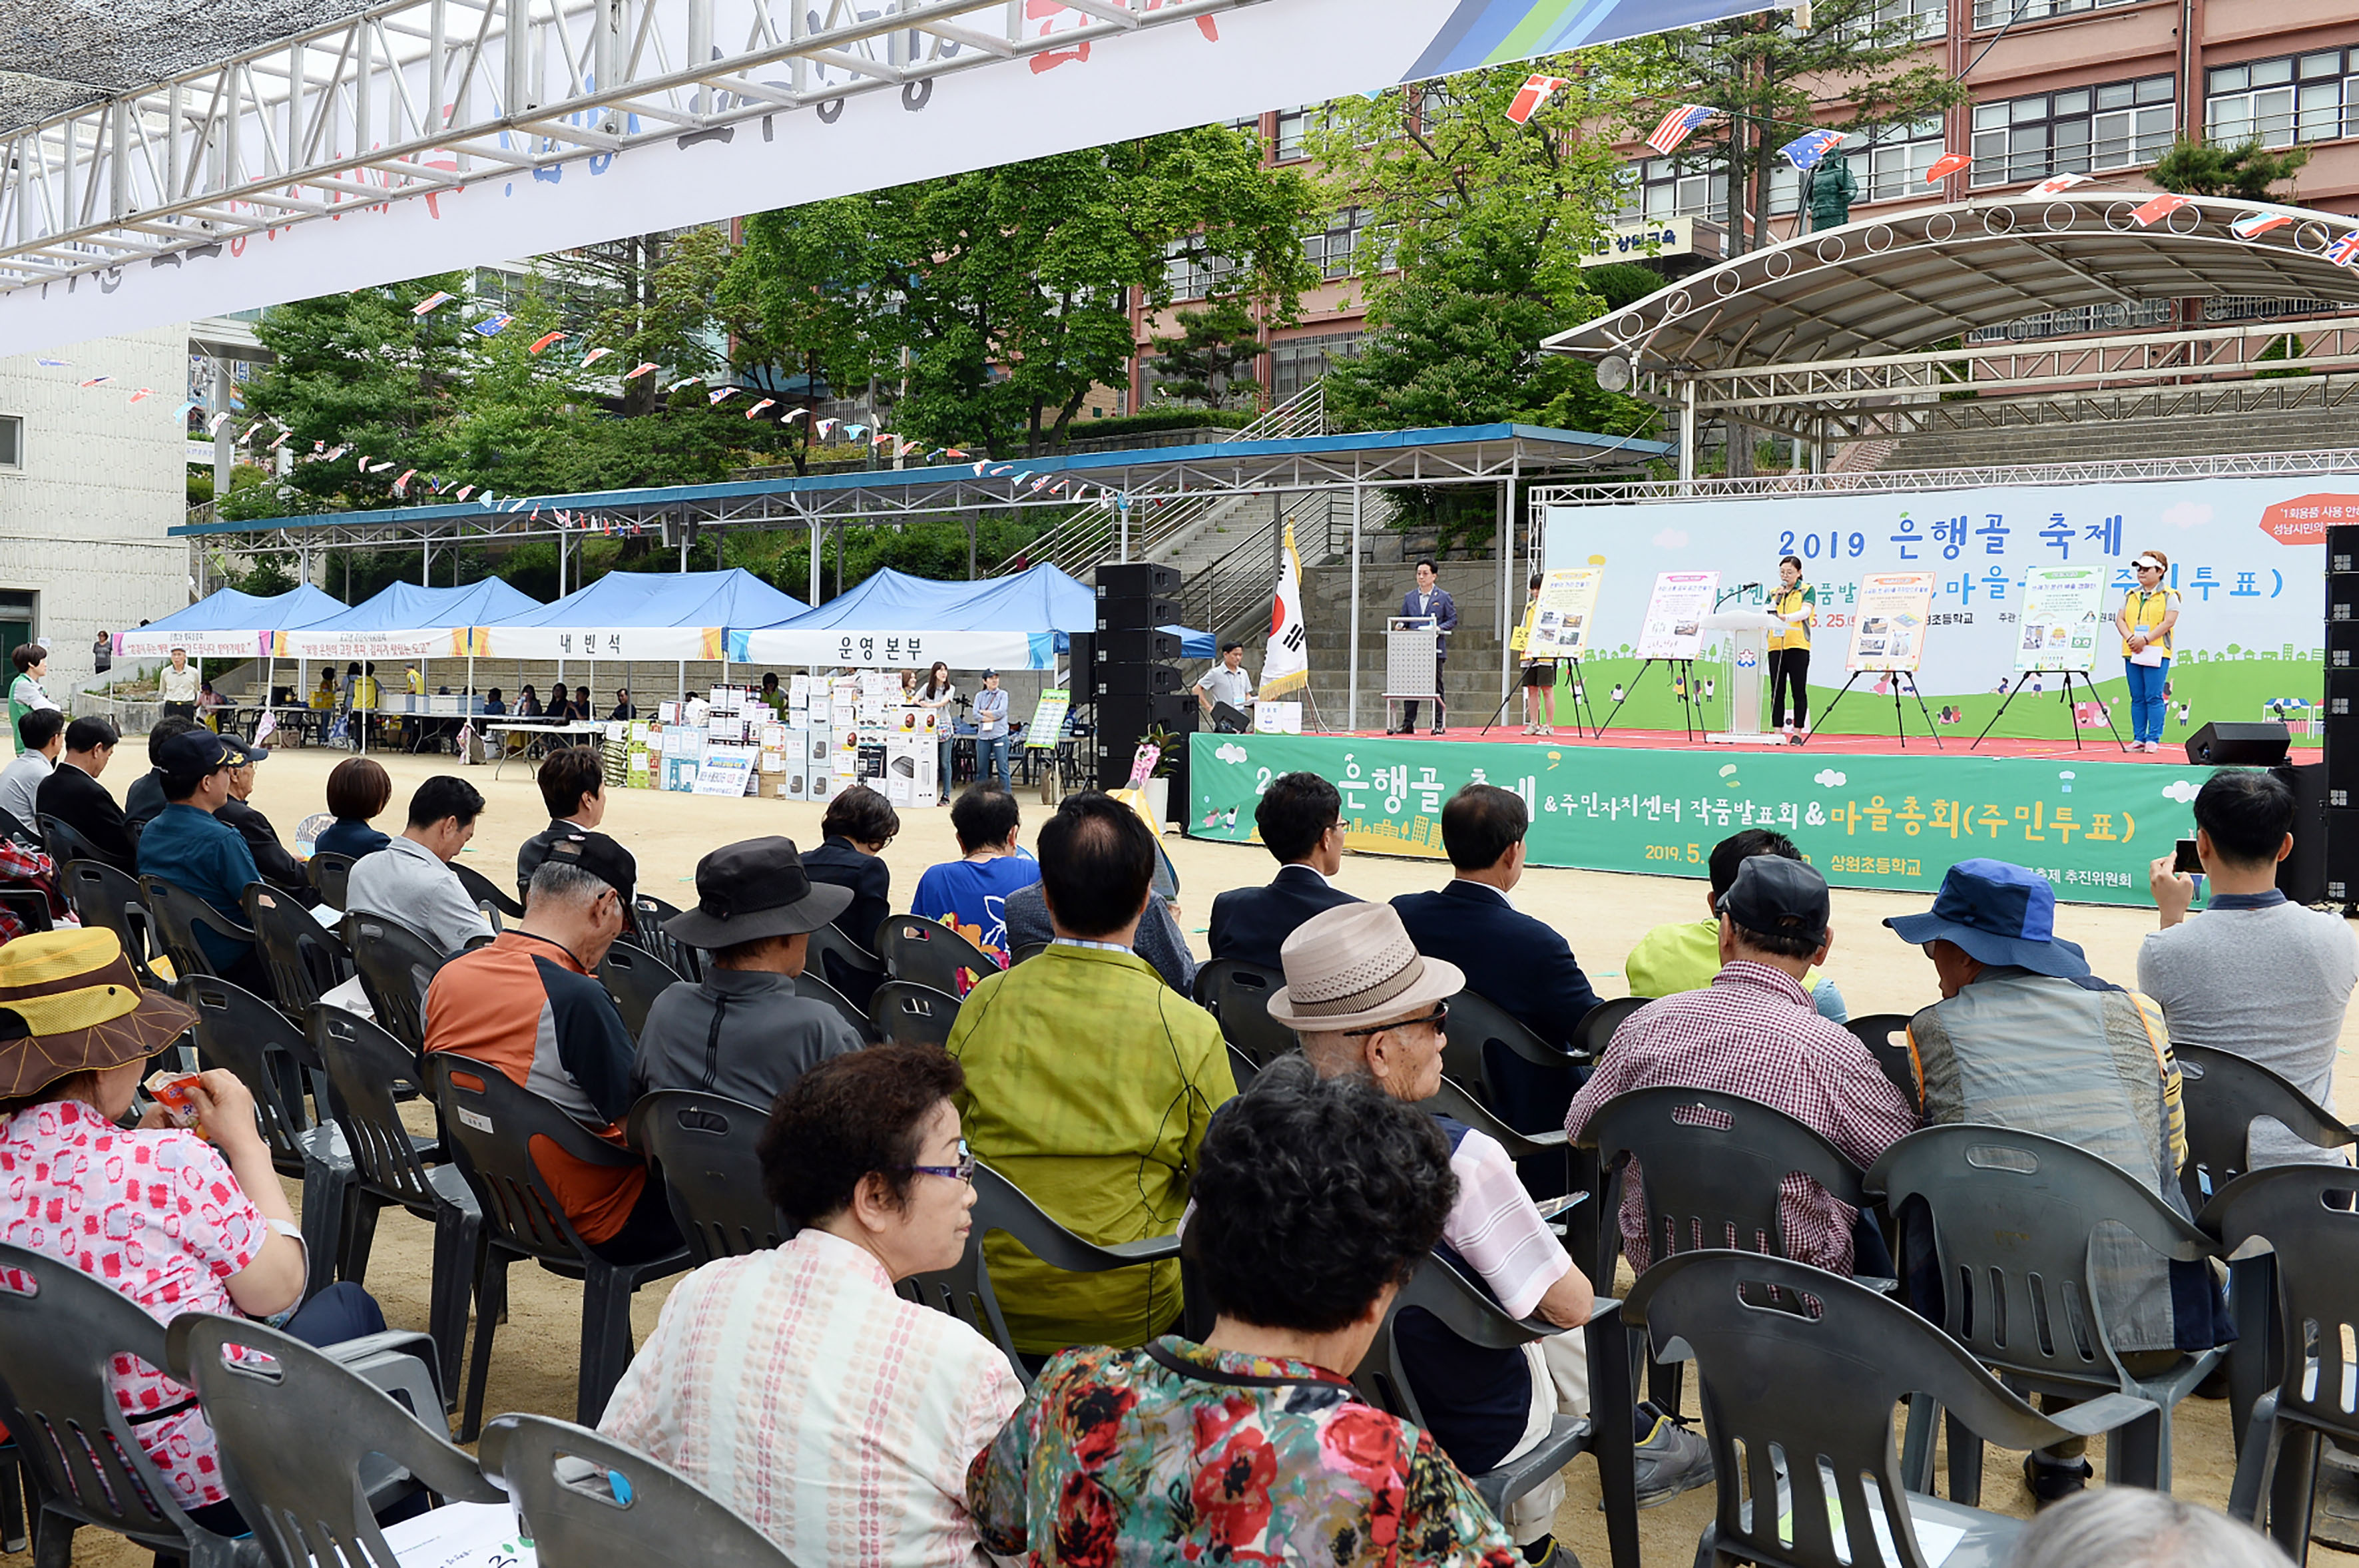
1394,559,1457,734
1392,783,1599,1133
1208,771,1358,972
35,716,134,870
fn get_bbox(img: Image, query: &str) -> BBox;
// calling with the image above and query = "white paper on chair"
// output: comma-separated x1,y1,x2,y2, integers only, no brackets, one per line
380,1499,536,1568
1773,1489,1966,1568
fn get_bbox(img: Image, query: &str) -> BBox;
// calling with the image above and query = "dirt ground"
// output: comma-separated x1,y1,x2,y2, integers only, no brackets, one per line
25,742,2356,1567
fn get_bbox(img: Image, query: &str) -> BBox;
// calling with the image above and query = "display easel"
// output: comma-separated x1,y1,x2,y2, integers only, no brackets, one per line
1804,670,1946,750
1971,669,2127,752
1595,658,1701,740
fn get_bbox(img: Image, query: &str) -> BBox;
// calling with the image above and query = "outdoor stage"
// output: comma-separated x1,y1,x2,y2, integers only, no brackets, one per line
1182,725,2305,909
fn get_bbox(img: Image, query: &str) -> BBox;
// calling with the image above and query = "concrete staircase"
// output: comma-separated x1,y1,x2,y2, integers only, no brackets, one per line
1294,562,1514,732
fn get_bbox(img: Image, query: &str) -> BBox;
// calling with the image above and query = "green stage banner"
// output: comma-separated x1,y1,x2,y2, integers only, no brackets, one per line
1188,734,2219,908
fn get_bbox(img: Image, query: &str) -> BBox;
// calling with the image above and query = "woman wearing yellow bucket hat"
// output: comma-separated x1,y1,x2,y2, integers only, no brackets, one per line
0,928,389,1527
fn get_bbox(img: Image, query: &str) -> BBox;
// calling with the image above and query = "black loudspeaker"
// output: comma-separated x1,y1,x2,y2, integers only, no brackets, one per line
1094,665,1182,696
1095,597,1180,632
2332,584,2359,625
2185,721,2292,766
1095,692,1190,733
2326,808,2359,905
1094,629,1182,664
1064,633,1093,686
1094,707,1195,790
2330,523,2359,575
2277,762,2328,904
1097,563,1181,599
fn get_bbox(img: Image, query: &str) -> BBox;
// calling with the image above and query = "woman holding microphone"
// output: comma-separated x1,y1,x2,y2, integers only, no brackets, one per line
1766,553,1816,739
2116,549,2181,752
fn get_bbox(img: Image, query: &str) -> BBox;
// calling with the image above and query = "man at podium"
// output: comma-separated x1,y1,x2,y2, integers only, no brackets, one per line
1394,559,1457,734
1767,553,1816,737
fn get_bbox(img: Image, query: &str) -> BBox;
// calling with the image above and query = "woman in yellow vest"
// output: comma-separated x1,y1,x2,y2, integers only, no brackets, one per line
1766,553,1816,738
2115,548,2181,752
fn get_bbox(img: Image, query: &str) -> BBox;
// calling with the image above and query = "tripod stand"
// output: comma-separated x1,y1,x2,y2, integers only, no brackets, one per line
1595,659,1700,740
1971,669,2127,752
1802,669,1944,750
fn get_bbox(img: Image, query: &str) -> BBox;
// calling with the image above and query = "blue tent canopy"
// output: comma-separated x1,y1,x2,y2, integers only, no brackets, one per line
731,563,1212,668
277,577,543,658
479,569,808,659
117,585,348,658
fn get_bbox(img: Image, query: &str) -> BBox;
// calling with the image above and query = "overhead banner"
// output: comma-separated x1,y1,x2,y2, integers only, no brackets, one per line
1,0,1778,357
1635,571,1719,660
729,628,1053,669
1846,571,1936,674
1528,567,1603,659
1544,475,2334,739
274,629,473,660
1188,732,2207,908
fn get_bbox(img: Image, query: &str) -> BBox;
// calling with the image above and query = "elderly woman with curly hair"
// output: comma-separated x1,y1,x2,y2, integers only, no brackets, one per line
967,1056,1520,1568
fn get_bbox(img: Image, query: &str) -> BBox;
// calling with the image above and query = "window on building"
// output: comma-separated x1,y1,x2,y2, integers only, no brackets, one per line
1301,208,1372,280
1969,0,2139,31
0,415,21,471
1163,240,1244,302
2206,50,2359,148
1269,332,1362,400
1969,75,2175,187
1275,105,1316,161
1842,0,1946,45
1617,156,1728,224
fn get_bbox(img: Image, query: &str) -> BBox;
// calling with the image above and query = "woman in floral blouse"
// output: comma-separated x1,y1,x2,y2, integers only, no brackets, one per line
968,1057,1519,1568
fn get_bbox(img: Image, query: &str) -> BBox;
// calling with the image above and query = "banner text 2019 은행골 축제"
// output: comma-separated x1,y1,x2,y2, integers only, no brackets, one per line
1186,732,2228,908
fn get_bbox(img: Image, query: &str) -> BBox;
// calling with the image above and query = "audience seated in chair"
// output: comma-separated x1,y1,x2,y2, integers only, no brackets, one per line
214,734,317,906
945,791,1233,1356
1568,854,1916,1281
800,785,896,999
2007,1487,2293,1567
313,755,394,864
969,1057,1521,1568
0,708,61,833
632,836,861,1107
910,787,1039,967
122,714,201,843
1000,878,1194,994
344,775,494,957
517,746,638,909
36,716,133,871
426,840,679,1264
603,1044,1022,1564
1392,784,1599,1133
1888,857,2235,1503
1206,770,1360,973
2139,768,2356,1169
1623,828,1850,1023
0,929,387,1536
1276,900,1637,1543
136,728,269,991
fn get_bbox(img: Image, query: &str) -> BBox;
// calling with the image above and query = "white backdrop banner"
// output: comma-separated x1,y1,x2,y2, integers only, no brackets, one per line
3,0,1771,356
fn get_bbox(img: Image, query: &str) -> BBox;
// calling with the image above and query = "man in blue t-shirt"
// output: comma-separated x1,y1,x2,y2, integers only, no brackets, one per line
909,786,1039,965
136,728,268,991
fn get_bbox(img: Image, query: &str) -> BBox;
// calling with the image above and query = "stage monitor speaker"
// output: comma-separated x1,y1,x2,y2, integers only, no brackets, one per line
1093,629,1182,664
1097,563,1181,599
1095,596,1180,632
1094,665,1182,696
2185,721,2292,767
2277,761,2328,905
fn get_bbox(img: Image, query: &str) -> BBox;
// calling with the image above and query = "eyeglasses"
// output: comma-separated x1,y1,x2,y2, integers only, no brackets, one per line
1342,1004,1448,1037
900,1138,975,1183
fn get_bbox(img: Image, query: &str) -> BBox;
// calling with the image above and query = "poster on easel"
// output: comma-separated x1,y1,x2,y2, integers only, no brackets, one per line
1634,570,1720,660
1844,572,1937,673
1025,690,1071,749
2014,565,2107,673
1527,567,1603,660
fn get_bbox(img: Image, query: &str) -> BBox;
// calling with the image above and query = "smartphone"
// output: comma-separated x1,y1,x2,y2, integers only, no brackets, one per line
2173,838,2203,876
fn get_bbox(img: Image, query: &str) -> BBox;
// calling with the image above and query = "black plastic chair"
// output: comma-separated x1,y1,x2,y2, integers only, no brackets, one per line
141,874,256,981
1007,940,1048,965
597,941,684,1042
2177,1040,2357,1458
308,851,357,910
240,882,351,1019
1354,1252,1639,1568
0,1240,252,1567
0,806,36,852
1190,959,1299,1066
178,975,356,1300
805,918,884,1008
1426,1073,1573,1196
1844,1012,1923,1109
629,1091,789,1264
876,914,999,995
2203,1164,2359,1558
1443,988,1583,1135
1573,993,1647,1059
796,969,874,1041
341,910,450,1061
162,1312,495,1568
451,860,525,927
427,1054,691,1437
1625,1250,2153,1568
1867,1123,2228,1493
479,1412,795,1568
1226,1042,1260,1091
0,886,50,935
899,1162,1179,1387
63,858,162,987
308,1004,479,1408
631,894,704,981
870,979,960,1049
35,814,109,876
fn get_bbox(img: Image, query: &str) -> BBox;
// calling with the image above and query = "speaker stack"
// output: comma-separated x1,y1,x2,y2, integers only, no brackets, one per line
2324,525,2359,905
1092,562,1188,794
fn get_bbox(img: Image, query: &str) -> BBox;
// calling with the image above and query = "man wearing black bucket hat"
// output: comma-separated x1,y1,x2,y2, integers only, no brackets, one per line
633,837,864,1109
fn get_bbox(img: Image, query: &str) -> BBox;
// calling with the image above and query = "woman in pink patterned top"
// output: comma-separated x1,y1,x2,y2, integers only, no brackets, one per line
0,928,388,1532
601,1044,1023,1566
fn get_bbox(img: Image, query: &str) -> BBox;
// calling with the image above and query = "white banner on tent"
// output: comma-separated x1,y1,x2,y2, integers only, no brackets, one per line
732,629,1047,669
473,625,725,660
1,0,1770,356
117,630,270,658
276,629,473,660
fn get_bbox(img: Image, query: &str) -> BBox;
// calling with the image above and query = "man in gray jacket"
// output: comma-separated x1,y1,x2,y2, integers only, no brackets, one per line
633,836,862,1109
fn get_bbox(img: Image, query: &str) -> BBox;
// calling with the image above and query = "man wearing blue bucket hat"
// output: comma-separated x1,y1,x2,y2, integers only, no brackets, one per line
1889,859,2230,1503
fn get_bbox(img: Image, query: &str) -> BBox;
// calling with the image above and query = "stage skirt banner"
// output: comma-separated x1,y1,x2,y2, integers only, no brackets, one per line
1188,732,2210,908
1528,567,1603,660
1846,573,1935,674
2015,566,2107,674
1544,475,2337,741
1635,571,1718,660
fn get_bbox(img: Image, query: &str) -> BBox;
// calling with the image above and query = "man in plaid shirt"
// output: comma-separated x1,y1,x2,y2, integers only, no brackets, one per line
1567,855,1918,1276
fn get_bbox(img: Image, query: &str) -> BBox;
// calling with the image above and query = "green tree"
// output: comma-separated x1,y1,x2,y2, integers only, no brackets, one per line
1147,297,1264,409
2153,136,2311,199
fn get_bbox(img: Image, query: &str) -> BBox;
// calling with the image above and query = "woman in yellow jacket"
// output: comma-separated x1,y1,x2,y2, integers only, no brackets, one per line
2115,549,2181,752
1767,553,1816,738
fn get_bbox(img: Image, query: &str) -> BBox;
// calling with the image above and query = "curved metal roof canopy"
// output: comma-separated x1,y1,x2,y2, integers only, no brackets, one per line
1543,192,2359,450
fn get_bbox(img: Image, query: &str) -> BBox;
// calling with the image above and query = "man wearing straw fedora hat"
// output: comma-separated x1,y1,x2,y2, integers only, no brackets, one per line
1273,901,1710,1554
0,929,390,1527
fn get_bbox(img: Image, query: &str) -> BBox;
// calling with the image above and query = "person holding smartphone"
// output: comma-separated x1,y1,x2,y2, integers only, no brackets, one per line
2115,551,2181,754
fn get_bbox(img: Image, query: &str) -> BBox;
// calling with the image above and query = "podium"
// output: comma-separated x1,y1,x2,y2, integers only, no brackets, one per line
1384,617,1441,732
1703,609,1790,746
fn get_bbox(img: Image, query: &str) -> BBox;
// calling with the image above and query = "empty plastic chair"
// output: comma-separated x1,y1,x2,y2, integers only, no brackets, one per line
240,881,351,1018
479,1413,797,1568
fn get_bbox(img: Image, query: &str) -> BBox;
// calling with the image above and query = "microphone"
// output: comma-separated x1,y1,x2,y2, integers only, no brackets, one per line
1736,581,1762,592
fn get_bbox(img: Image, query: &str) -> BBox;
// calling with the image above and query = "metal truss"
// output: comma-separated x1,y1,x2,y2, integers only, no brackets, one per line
0,0,1251,292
